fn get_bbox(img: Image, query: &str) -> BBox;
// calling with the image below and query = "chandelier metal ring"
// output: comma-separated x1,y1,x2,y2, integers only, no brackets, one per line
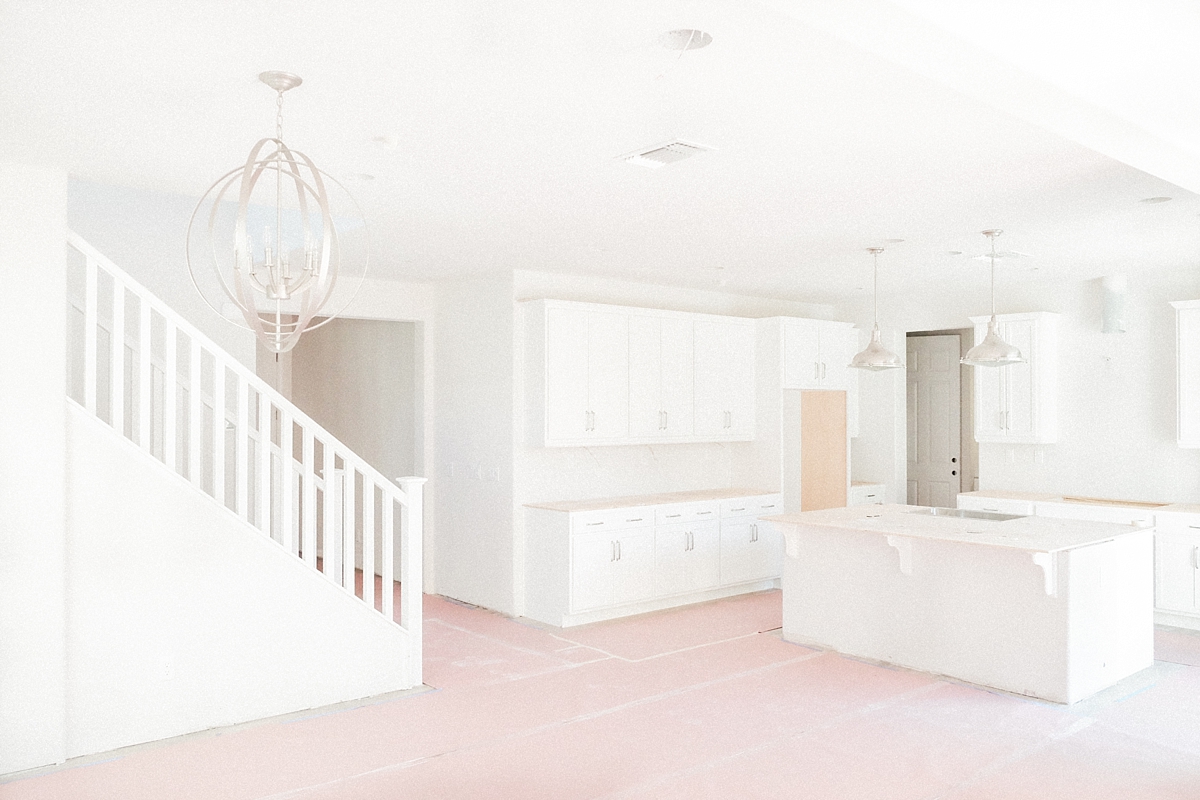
186,71,369,354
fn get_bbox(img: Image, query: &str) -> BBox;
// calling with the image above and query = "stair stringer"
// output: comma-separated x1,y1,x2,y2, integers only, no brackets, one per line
63,401,415,759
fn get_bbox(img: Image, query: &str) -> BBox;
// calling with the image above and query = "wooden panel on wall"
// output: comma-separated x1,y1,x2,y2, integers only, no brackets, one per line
801,390,847,511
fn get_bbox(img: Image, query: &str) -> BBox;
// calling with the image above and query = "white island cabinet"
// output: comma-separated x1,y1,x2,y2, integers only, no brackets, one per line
524,489,782,627
767,505,1153,704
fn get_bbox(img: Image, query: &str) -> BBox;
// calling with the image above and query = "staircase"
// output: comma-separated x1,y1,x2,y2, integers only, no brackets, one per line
61,232,424,754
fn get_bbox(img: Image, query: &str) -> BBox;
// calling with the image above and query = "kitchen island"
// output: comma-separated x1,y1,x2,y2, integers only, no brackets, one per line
763,504,1153,703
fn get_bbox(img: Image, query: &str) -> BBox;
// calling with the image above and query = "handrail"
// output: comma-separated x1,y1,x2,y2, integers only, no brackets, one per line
65,231,422,669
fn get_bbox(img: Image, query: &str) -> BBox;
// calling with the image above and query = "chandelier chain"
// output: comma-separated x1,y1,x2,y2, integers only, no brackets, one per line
276,90,284,142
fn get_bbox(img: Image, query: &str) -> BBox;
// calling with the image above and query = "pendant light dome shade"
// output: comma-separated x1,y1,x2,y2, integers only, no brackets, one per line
961,230,1024,368
849,246,904,371
851,323,905,370
961,315,1025,366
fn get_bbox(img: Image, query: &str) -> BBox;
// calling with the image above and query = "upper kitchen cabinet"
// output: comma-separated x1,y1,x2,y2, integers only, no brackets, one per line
779,318,860,437
969,312,1058,444
628,313,694,441
528,300,630,446
1171,300,1200,448
693,318,756,439
525,300,754,447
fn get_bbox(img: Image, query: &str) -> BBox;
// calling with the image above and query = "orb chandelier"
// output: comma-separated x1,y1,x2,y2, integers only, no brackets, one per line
849,246,904,371
961,229,1025,367
186,71,367,354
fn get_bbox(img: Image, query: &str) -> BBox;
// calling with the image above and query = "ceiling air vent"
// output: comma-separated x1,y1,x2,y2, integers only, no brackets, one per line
620,140,715,169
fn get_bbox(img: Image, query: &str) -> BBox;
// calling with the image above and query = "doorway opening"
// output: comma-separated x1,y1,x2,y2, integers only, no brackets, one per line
906,329,977,506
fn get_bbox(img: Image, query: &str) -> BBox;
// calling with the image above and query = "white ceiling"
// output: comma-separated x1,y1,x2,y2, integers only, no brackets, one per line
4,0,1200,307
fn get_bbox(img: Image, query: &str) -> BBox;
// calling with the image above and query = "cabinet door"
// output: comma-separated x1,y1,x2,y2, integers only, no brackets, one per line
628,315,664,438
694,319,754,437
546,307,591,441
973,323,1005,440
720,519,782,585
613,529,656,605
817,323,852,391
724,323,755,436
659,317,694,438
1155,531,1200,614
784,318,822,389
587,311,629,439
693,321,730,436
655,522,719,596
570,530,617,612
1001,319,1035,439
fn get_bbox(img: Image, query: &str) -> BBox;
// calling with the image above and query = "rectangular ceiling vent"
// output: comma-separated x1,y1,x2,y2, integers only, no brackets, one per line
620,140,715,169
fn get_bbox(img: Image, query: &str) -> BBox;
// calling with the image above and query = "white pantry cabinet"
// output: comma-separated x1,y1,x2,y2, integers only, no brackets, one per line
969,312,1058,444
628,313,694,440
1170,300,1200,448
524,490,782,627
525,300,754,447
693,318,756,439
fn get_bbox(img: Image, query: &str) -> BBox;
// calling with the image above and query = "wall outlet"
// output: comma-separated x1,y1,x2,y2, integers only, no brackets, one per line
489,466,500,482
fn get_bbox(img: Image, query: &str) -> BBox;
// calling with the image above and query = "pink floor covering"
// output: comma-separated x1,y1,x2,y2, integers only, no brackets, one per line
5,590,1200,799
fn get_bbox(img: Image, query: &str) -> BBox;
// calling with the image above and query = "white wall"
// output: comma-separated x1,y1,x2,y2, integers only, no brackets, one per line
433,275,516,612
851,265,1200,506
64,404,414,758
67,179,256,370
0,162,69,774
291,318,418,482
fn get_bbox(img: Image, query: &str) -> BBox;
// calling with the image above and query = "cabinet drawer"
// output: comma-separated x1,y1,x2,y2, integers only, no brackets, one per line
1154,512,1200,534
571,508,653,534
848,484,885,506
720,495,783,518
656,501,719,525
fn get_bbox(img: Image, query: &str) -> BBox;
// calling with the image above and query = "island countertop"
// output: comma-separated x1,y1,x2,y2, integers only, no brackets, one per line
762,503,1143,555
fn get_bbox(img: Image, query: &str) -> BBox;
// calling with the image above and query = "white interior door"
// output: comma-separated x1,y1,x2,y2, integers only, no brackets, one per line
907,335,962,507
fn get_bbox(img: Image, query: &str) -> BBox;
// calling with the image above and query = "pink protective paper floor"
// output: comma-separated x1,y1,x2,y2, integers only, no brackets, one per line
4,591,1200,799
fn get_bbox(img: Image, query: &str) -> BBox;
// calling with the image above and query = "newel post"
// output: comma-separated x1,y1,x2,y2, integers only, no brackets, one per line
395,476,427,687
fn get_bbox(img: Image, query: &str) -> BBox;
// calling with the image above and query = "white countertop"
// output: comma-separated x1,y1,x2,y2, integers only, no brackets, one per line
525,487,777,513
961,489,1196,512
763,504,1143,554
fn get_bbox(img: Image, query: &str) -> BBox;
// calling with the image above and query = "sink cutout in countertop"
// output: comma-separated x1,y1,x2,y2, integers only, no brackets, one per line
905,507,1025,522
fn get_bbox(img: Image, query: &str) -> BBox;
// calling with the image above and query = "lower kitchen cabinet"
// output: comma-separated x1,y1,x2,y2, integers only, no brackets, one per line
1154,511,1200,621
524,491,783,627
655,521,720,596
570,527,655,613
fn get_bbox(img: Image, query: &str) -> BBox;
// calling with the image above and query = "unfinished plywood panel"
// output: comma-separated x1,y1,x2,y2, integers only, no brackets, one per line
801,390,847,511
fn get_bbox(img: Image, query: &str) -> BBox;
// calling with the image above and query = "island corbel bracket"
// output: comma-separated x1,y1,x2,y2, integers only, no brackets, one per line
885,535,913,576
1031,551,1057,597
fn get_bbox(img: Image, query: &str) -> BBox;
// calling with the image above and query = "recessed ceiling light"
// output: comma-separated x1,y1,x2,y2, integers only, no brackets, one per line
1141,196,1172,204
659,29,712,50
346,173,375,183
371,134,401,150
884,238,904,244
619,139,715,168
948,250,963,255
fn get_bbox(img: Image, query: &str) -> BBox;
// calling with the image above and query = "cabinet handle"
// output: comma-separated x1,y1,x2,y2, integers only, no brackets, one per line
1188,525,1200,530
731,507,746,512
1194,546,1199,570
762,504,775,509
662,410,668,430
586,521,605,526
686,531,694,551
626,517,644,523
821,362,827,380
616,540,622,561
750,523,758,543
611,541,617,562
666,513,681,518
697,510,712,515
815,362,821,381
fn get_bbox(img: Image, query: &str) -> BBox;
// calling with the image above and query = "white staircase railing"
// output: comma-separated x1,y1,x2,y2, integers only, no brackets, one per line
65,232,423,680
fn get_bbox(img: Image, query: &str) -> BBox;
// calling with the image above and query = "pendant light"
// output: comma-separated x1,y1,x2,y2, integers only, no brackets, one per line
849,247,904,371
961,229,1025,367
186,71,368,354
